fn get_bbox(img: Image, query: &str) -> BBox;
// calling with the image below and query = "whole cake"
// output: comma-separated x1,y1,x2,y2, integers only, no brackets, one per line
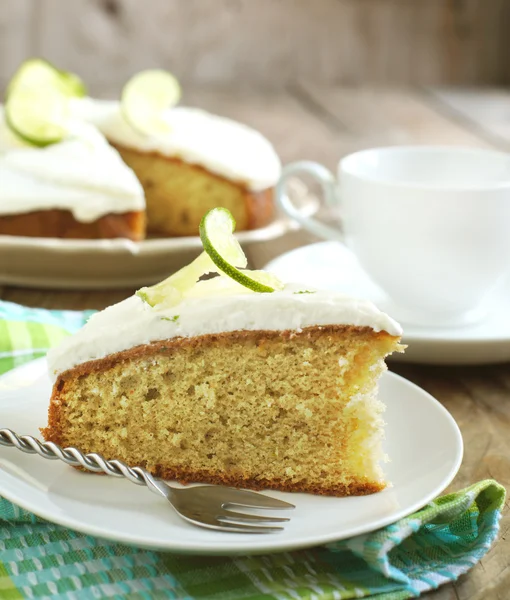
81,98,281,237
42,208,403,496
0,110,145,240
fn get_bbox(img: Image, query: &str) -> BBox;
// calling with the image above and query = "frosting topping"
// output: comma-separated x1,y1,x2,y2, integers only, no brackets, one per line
47,283,402,379
78,99,281,191
0,107,145,222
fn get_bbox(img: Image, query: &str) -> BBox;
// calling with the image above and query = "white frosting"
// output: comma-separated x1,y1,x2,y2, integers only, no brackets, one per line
77,98,281,191
0,107,145,222
47,284,402,379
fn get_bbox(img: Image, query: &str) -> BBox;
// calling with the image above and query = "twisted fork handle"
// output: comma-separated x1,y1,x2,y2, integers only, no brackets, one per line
0,428,161,491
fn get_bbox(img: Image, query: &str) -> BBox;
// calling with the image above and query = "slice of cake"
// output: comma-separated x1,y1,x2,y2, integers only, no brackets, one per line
80,97,281,237
0,108,146,240
42,208,403,496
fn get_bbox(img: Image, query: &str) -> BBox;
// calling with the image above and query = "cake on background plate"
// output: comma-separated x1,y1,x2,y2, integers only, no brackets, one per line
79,70,281,237
42,208,403,496
0,111,145,240
2,61,280,240
0,60,146,240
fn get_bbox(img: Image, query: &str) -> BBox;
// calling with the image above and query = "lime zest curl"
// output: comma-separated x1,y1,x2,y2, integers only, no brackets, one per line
137,208,284,309
199,208,281,294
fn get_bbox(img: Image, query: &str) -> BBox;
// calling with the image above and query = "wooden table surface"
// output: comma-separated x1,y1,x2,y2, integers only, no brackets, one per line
1,86,509,600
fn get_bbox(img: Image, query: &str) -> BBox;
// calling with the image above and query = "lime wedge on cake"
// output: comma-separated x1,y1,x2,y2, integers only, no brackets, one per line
121,69,181,136
200,208,282,293
6,58,86,99
5,85,71,147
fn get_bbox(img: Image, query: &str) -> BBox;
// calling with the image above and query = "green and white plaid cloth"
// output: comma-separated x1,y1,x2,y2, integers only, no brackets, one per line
0,300,505,600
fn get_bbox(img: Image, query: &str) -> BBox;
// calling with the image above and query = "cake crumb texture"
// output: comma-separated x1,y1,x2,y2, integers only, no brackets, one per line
113,144,274,236
42,326,401,496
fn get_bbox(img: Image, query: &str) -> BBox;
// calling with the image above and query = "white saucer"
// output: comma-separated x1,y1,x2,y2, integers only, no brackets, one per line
0,359,462,555
265,241,510,365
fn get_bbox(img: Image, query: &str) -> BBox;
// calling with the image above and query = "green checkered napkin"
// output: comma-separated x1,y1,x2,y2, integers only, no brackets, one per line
0,300,505,600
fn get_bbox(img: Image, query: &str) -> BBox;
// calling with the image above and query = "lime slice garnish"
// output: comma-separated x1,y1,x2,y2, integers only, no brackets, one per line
137,208,282,308
200,208,283,293
238,269,284,291
137,252,215,309
199,207,247,269
121,69,181,136
7,58,86,99
57,67,87,98
5,85,70,147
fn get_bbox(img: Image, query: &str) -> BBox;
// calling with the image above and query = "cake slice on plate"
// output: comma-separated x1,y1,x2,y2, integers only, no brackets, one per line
42,208,403,496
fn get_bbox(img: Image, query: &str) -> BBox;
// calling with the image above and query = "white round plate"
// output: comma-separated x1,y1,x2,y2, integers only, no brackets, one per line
0,218,291,290
0,359,462,555
265,241,510,365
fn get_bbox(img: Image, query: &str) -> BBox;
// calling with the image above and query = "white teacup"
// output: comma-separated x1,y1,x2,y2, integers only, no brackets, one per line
275,146,510,327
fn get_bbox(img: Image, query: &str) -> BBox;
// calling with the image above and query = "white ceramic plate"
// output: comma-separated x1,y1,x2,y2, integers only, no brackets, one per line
0,358,462,555
0,218,293,290
265,241,510,365
0,183,318,290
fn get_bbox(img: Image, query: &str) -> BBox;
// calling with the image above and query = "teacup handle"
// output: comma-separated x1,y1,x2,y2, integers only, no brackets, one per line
275,161,342,240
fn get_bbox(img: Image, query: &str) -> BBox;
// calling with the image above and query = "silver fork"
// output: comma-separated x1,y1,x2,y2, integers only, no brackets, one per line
0,428,294,534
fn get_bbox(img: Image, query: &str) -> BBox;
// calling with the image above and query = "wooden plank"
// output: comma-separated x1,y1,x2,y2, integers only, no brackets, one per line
427,88,510,150
393,363,510,600
292,85,492,152
440,0,510,86
0,0,32,90
23,0,510,92
182,87,348,173
0,287,136,311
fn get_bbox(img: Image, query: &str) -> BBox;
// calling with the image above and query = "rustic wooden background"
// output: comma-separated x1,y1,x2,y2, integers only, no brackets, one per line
1,0,510,93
